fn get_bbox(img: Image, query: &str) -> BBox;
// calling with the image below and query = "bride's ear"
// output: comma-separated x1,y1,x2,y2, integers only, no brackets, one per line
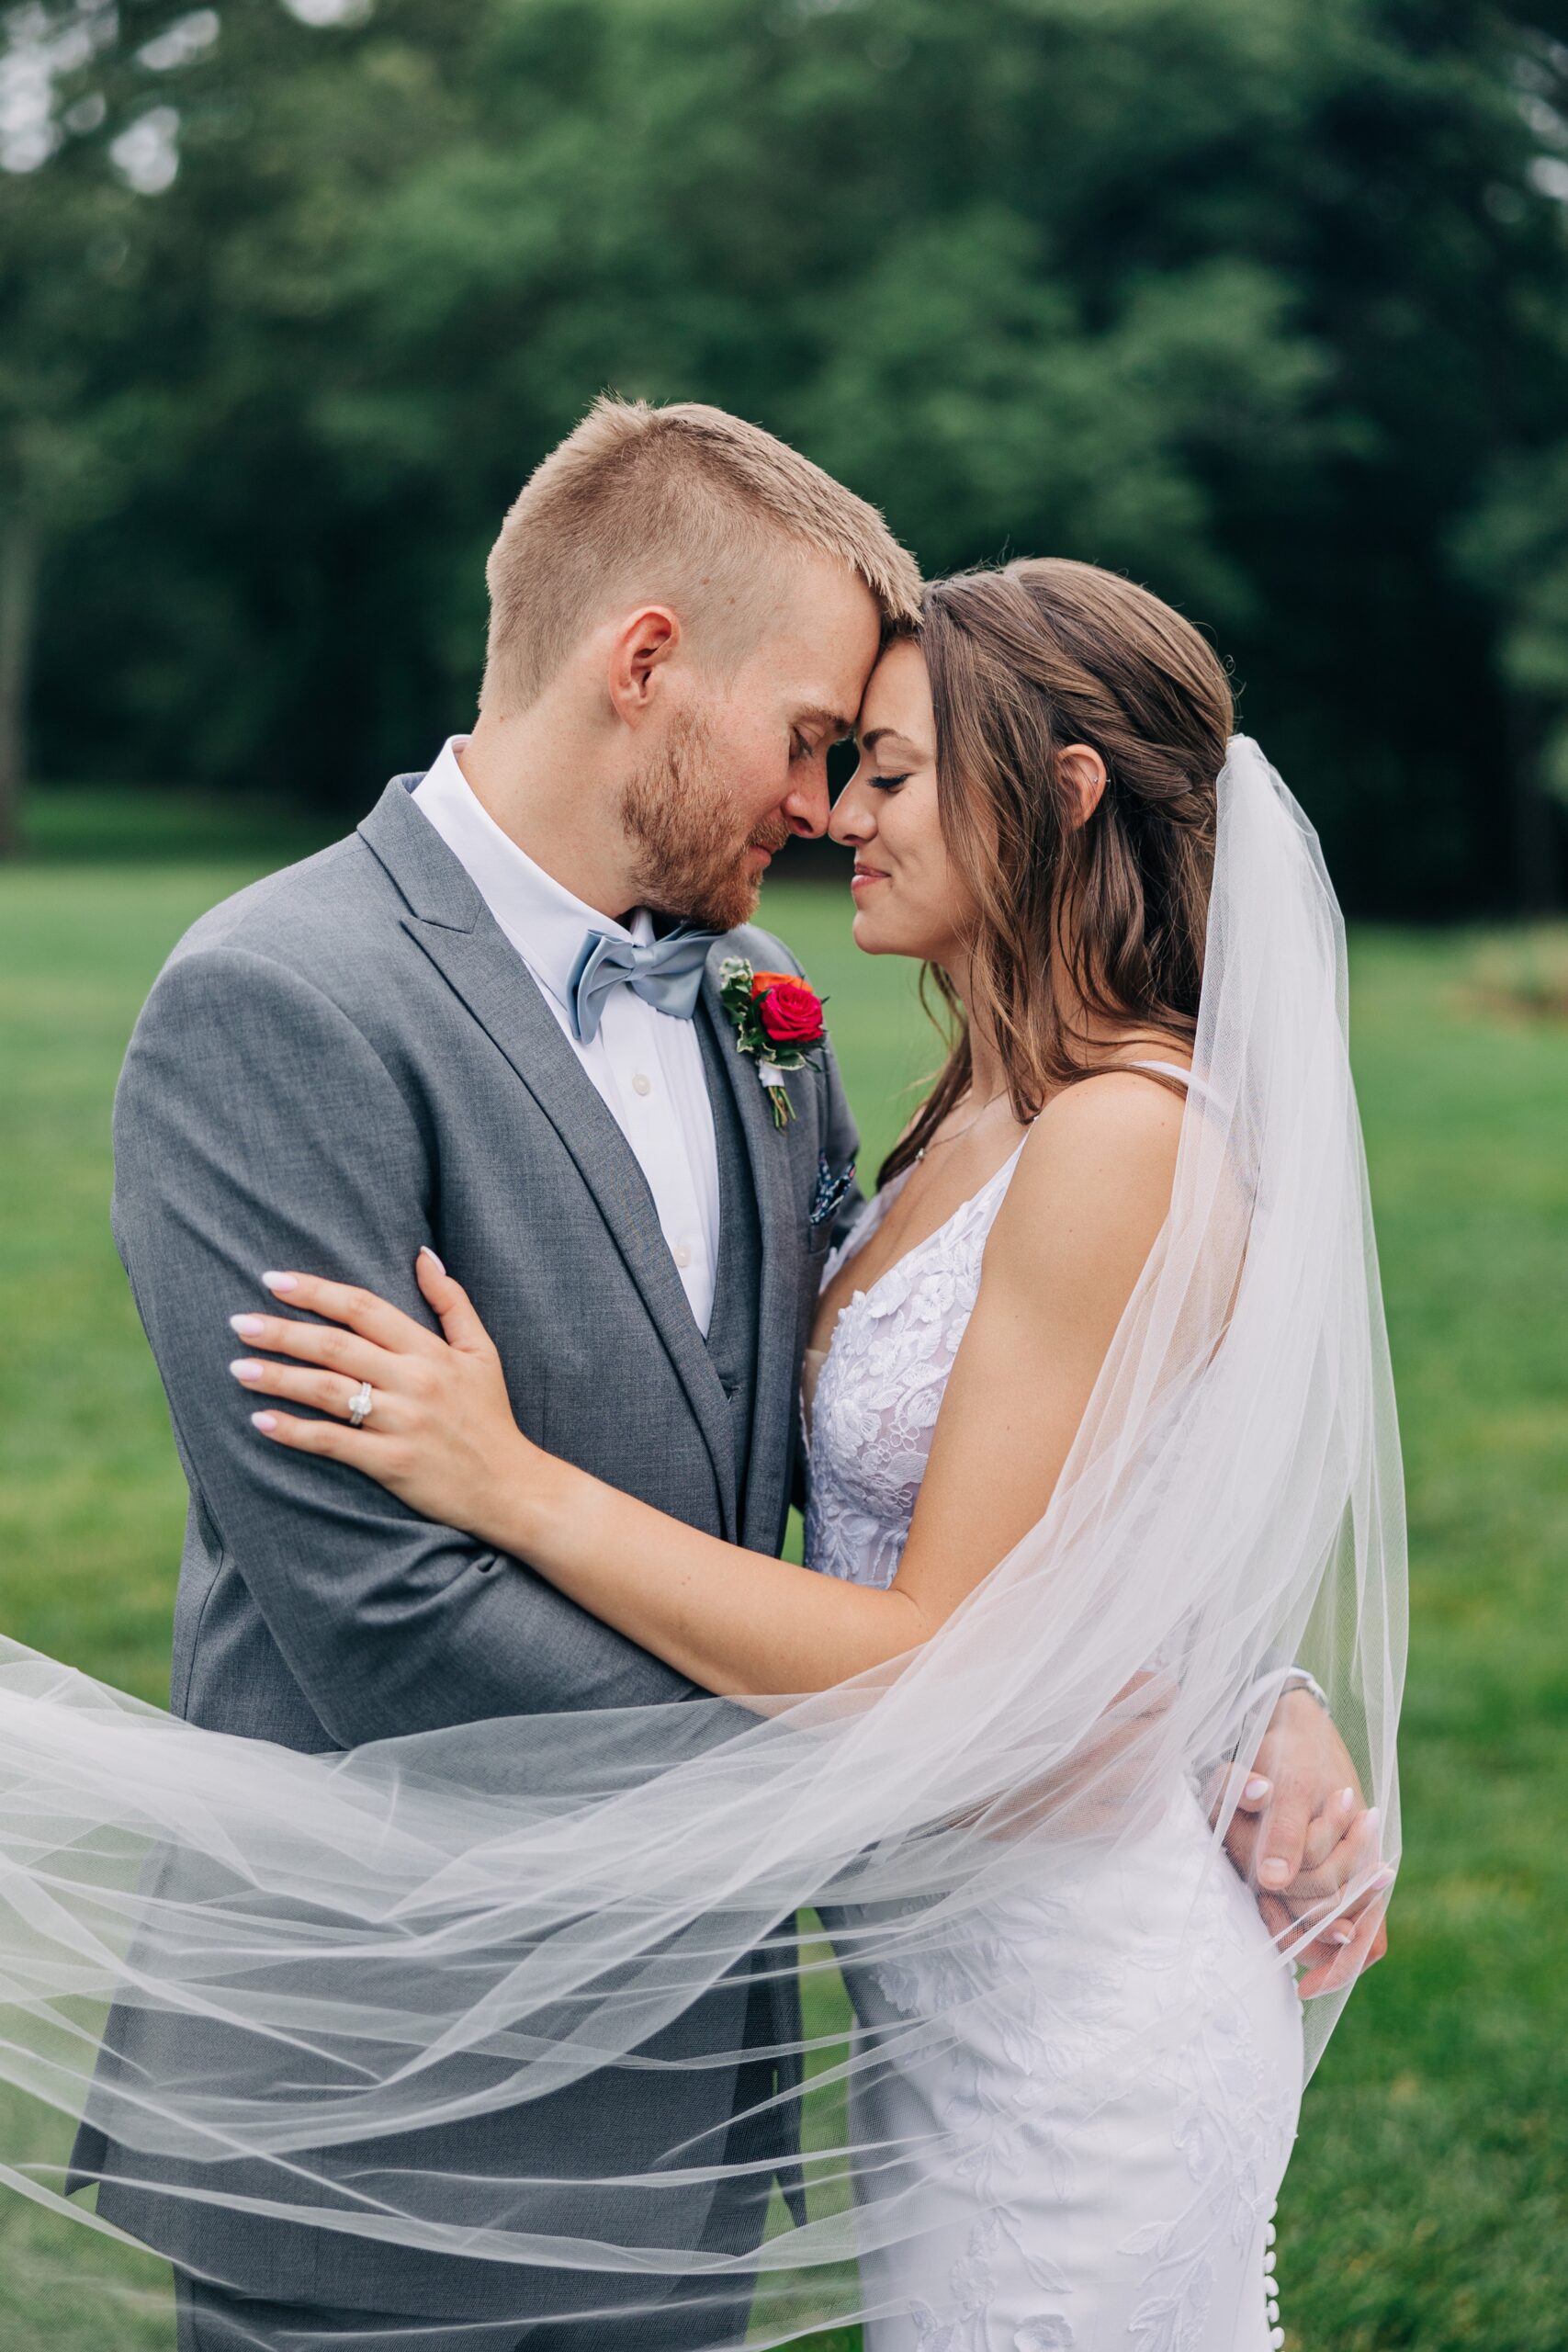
1058,744,1109,829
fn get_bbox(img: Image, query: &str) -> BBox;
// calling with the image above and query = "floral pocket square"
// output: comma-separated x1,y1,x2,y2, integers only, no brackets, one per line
809,1152,857,1231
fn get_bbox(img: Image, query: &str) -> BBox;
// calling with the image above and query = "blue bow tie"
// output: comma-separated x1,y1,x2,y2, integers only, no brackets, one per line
567,923,718,1046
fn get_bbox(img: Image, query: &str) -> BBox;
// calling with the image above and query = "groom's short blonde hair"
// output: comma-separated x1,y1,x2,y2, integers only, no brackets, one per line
479,395,921,711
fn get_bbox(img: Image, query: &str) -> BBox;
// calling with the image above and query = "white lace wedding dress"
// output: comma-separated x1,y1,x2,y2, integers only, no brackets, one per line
802,1102,1304,2352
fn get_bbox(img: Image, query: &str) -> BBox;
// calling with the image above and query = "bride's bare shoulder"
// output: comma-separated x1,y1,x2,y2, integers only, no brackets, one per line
985,1071,1186,1300
1029,1067,1187,1166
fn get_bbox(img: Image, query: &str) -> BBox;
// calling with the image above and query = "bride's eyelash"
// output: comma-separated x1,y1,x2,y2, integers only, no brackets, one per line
872,774,910,793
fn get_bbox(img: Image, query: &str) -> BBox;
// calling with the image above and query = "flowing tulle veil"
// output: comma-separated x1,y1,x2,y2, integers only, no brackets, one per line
0,737,1404,2342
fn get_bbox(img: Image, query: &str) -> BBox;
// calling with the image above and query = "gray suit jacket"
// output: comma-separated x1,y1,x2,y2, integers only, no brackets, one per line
72,775,862,2324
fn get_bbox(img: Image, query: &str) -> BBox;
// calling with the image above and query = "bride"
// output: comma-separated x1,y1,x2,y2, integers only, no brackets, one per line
188,558,1402,2348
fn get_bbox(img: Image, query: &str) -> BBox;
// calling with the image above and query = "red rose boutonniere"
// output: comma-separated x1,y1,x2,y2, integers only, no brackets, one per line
718,957,828,1127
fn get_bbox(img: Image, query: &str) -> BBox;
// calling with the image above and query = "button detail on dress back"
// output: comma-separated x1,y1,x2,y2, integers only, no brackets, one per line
631,1071,653,1096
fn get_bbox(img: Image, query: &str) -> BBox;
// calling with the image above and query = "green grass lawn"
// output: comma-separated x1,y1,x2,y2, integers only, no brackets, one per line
1,800,1565,2347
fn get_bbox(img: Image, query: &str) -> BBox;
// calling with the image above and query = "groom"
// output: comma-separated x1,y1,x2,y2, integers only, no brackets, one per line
75,397,1376,2350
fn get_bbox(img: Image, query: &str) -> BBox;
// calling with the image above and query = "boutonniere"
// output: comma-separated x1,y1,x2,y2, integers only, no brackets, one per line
718,958,828,1128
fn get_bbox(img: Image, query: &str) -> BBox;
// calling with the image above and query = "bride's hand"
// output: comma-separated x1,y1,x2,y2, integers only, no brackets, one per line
229,1249,539,1544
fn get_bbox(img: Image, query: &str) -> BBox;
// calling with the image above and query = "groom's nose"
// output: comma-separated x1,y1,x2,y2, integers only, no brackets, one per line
781,760,832,840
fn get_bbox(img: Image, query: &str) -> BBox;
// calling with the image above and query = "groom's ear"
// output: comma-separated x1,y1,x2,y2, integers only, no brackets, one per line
607,605,682,724
1057,743,1109,830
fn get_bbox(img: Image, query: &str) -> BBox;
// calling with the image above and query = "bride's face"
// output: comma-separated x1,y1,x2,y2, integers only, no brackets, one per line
831,639,974,967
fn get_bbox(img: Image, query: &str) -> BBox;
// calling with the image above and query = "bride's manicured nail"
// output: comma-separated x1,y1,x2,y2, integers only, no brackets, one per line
230,1315,266,1339
1368,1865,1397,1893
1244,1776,1270,1802
1337,1786,1357,1812
1258,1858,1291,1889
229,1360,265,1384
419,1246,446,1275
1328,1925,1354,1945
261,1272,298,1295
251,1411,279,1432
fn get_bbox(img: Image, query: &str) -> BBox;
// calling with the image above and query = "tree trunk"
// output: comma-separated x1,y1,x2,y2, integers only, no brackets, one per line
0,503,41,861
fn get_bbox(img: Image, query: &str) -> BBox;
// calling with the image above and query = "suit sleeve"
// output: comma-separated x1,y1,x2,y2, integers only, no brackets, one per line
113,944,695,1745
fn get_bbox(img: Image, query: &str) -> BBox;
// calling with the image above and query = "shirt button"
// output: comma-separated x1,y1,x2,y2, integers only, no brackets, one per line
631,1072,652,1097
672,1244,693,1269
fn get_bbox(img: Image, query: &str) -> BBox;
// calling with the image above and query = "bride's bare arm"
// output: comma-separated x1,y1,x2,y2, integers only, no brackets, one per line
231,1075,1181,1697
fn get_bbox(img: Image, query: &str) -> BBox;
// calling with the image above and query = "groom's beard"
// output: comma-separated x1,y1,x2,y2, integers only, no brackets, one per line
622,711,791,932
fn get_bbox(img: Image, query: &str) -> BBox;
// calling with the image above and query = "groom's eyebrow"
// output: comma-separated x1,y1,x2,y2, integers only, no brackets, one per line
796,705,855,741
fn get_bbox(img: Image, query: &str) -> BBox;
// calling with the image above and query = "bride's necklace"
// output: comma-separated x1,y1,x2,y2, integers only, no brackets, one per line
913,1088,1014,1164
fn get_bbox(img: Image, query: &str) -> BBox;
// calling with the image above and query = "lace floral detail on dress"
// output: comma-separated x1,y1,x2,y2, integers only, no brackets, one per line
872,1888,1116,2352
1115,1890,1299,2352
804,1146,1025,1591
851,1860,1295,2352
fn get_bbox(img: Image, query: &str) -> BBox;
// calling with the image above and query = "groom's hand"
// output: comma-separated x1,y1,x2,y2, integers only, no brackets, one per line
1215,1690,1393,1993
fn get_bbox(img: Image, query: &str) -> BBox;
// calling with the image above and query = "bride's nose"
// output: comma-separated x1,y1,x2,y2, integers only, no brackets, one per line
829,774,878,849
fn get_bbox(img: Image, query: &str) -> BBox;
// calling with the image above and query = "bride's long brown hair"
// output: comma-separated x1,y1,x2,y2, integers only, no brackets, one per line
881,559,1232,1187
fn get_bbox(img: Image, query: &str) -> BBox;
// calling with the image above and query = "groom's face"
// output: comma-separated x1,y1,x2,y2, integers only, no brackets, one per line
622,558,882,930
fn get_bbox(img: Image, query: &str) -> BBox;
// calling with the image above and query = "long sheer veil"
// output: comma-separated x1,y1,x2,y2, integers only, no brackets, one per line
0,738,1404,2341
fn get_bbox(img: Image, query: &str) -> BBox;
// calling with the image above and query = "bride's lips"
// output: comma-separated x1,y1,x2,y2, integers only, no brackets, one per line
851,862,888,895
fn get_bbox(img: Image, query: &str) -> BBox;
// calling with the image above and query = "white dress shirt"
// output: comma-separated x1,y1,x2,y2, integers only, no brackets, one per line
412,738,721,1333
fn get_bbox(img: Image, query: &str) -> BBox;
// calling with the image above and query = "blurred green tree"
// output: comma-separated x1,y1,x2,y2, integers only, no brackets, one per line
1457,440,1568,912
4,0,1566,910
0,16,149,855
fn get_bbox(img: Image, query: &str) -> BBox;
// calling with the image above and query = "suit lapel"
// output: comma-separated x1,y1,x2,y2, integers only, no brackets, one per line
359,781,739,1532
700,944,800,1548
